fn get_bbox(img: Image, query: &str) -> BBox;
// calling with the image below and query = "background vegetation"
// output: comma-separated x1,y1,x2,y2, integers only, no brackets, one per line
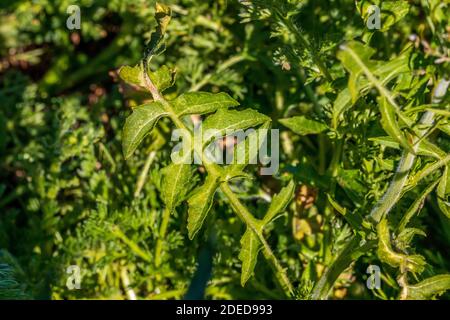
0,0,449,300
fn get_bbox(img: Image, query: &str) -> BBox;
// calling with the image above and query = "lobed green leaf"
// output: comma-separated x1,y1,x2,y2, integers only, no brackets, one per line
161,163,197,213
370,136,446,159
202,108,270,145
263,180,295,224
239,227,262,287
379,98,414,153
225,121,271,180
172,92,239,116
119,64,176,92
118,64,144,87
187,174,220,239
402,275,450,300
148,65,176,92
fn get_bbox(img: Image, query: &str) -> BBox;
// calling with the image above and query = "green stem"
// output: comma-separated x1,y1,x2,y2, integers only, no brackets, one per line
155,207,171,267
110,225,152,263
318,135,326,175
99,142,117,171
120,267,137,300
328,139,343,194
312,235,365,299
134,150,156,198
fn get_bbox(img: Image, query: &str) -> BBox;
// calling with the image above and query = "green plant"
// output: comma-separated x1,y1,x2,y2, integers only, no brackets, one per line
120,3,297,296
1,0,449,300
117,2,450,299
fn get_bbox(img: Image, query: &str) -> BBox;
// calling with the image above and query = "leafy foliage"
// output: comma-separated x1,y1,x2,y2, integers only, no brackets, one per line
0,0,449,300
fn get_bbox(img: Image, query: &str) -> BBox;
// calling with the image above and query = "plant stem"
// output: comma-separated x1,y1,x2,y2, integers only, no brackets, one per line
318,135,326,175
311,235,370,299
120,267,137,300
110,225,152,263
327,139,343,194
298,68,323,115
155,207,171,267
134,150,156,198
99,142,117,171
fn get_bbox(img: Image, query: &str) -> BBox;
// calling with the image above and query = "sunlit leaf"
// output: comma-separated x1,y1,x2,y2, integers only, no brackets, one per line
187,174,220,239
370,136,446,159
279,116,328,136
148,65,176,92
336,41,411,126
379,98,414,153
239,227,262,286
397,179,440,232
402,275,450,300
161,164,197,213
263,180,295,224
202,108,270,144
172,92,239,116
118,64,144,87
119,64,176,93
122,102,168,159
